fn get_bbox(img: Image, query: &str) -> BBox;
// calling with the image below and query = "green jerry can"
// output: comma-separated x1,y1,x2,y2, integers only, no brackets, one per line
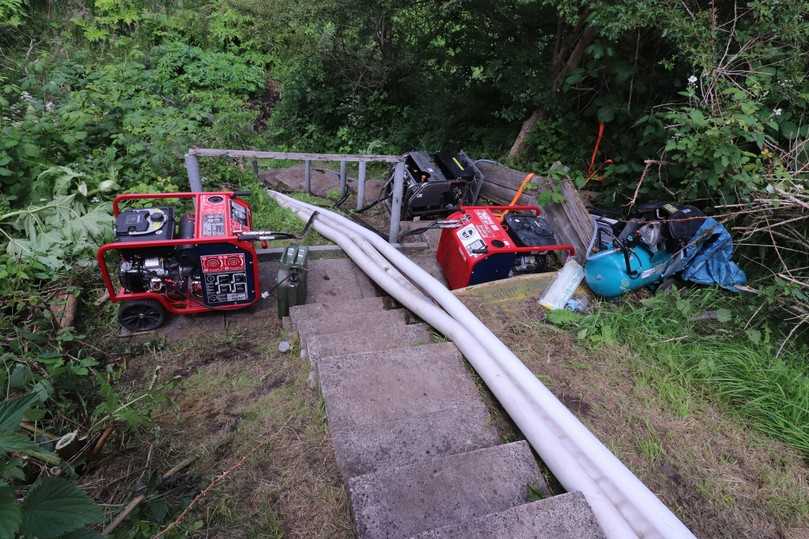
276,244,309,318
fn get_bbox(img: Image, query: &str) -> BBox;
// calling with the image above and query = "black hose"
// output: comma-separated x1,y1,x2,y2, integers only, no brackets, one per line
301,211,319,238
398,222,440,240
333,189,351,209
354,193,391,213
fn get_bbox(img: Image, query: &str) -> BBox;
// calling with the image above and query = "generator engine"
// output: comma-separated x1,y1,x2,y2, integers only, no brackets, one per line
114,207,190,298
118,255,190,296
384,151,484,219
98,192,293,333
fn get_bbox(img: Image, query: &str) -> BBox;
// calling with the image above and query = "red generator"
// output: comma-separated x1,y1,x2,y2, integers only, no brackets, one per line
436,205,575,289
98,191,292,332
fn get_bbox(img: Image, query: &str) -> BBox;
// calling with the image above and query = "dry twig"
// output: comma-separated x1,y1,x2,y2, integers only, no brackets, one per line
152,417,294,538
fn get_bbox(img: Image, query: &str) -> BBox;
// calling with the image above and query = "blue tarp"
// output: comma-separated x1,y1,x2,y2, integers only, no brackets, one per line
680,218,747,290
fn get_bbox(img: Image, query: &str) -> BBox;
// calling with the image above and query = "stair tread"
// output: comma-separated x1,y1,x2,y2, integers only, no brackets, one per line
306,323,433,363
289,296,386,329
307,257,380,302
317,342,479,431
348,441,540,539
409,492,606,539
330,403,499,479
295,308,406,340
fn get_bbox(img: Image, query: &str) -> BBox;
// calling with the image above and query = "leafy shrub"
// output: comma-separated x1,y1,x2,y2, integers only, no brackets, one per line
0,0,26,29
0,393,104,538
3,32,266,207
656,83,788,201
1,167,113,271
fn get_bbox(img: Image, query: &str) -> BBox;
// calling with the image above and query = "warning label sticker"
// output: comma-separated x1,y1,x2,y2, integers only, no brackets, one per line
473,209,502,237
202,213,225,236
457,224,486,256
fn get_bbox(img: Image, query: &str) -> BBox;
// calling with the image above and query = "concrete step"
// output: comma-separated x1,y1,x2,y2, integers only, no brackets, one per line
295,308,407,342
399,221,442,250
331,403,499,479
348,440,541,539
289,296,386,329
307,257,380,302
317,342,480,431
305,322,433,364
409,253,447,286
409,492,605,539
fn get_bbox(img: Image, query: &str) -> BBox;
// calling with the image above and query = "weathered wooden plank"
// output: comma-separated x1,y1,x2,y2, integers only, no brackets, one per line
189,148,401,163
477,161,593,263
554,179,593,263
476,161,523,189
480,182,537,205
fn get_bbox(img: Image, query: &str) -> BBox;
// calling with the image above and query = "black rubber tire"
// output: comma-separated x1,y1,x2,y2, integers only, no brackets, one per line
118,300,166,332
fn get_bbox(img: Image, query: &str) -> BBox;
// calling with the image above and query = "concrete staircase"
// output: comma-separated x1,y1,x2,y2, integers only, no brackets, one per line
289,256,605,539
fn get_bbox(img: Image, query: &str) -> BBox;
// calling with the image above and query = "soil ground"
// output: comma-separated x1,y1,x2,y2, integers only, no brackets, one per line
86,315,352,538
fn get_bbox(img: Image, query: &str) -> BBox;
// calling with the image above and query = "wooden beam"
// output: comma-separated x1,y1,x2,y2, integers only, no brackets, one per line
188,148,401,163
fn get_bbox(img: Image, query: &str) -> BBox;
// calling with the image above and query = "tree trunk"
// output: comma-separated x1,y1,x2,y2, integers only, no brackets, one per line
508,109,545,160
551,25,598,93
508,25,599,160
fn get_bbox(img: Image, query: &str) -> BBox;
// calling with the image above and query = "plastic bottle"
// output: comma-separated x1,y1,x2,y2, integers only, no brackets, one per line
539,259,585,310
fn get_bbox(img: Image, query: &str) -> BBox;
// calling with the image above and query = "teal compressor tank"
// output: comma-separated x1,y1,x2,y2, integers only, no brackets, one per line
584,245,672,298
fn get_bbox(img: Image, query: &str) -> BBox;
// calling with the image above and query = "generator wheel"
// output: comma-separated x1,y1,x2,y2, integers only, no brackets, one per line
118,300,166,332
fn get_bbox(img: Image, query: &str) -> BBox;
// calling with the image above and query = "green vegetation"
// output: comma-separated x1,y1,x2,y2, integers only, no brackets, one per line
0,0,808,535
568,289,809,457
0,393,104,538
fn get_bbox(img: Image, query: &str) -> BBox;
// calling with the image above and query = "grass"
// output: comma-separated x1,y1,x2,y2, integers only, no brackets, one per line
238,171,333,245
637,420,665,463
634,370,693,418
570,288,809,458
92,316,352,537
468,288,809,534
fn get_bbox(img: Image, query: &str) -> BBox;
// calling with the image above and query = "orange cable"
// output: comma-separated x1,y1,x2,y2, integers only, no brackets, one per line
496,172,536,221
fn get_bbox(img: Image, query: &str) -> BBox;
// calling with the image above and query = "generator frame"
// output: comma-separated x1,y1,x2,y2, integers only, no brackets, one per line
437,204,577,289
97,191,262,315
382,150,486,220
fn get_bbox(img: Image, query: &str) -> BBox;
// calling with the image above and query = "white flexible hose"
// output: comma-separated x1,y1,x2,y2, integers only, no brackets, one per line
281,201,638,537
272,191,695,539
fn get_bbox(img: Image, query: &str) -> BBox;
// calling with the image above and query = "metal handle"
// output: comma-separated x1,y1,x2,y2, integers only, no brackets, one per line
237,231,298,242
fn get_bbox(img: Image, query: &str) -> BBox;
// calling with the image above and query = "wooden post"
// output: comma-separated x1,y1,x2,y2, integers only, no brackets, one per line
339,160,347,194
388,161,406,243
304,160,312,194
356,161,367,210
185,153,202,192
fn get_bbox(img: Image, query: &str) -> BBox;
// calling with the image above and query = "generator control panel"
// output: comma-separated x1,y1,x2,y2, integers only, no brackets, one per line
200,252,251,305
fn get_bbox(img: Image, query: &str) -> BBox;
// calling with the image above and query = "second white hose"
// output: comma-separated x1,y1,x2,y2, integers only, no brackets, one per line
273,191,695,539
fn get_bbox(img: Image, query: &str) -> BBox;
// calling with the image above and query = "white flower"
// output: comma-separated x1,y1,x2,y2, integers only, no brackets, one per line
774,108,783,116
45,101,55,112
688,75,698,85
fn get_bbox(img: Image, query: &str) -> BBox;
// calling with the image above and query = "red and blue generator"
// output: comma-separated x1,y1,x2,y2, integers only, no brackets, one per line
436,205,575,290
